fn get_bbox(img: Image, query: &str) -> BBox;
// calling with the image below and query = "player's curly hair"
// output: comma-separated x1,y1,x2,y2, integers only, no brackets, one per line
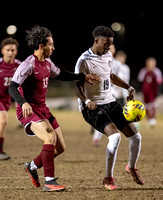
92,25,114,38
26,25,53,50
0,37,19,49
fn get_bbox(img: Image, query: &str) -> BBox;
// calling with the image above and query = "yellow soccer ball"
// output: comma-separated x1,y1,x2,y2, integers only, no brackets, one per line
123,100,146,122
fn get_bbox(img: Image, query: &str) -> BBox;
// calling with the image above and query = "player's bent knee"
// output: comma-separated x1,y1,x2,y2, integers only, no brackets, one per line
62,144,66,152
46,127,53,133
45,129,57,144
0,119,8,128
57,142,66,154
60,143,66,152
58,147,66,154
0,113,8,127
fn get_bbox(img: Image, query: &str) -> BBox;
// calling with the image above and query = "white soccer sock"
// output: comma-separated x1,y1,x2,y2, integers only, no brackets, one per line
45,177,55,181
93,129,103,141
30,160,38,170
105,133,121,178
128,132,142,169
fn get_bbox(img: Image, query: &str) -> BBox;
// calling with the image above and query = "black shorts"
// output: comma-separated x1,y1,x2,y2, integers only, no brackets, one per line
82,101,130,133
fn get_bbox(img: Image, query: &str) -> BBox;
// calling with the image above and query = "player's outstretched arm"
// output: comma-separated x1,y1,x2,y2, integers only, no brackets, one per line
110,73,130,89
55,70,100,85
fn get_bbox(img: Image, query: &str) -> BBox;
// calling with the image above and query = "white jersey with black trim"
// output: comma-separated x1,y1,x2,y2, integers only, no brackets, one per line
75,48,116,111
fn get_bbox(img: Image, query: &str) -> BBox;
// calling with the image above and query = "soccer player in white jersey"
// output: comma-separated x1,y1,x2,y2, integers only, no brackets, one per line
91,45,131,146
75,25,144,190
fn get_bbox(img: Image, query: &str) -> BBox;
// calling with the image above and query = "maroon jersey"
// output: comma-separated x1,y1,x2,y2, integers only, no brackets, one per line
0,58,21,110
142,71,158,103
12,55,60,107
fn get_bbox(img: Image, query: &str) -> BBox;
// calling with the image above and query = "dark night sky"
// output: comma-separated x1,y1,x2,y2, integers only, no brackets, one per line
0,2,163,82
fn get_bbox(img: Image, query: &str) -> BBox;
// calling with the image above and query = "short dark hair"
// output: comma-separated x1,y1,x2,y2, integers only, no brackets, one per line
92,25,114,38
26,25,53,50
0,37,19,49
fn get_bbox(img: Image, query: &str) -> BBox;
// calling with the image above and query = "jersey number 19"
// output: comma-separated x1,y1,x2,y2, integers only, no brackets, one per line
104,79,109,90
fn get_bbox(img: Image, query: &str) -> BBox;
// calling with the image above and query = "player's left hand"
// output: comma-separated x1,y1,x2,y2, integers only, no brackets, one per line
85,74,100,85
127,87,135,101
22,102,33,119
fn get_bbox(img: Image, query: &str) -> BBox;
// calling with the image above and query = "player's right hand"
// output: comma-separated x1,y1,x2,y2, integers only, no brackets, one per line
87,101,98,110
22,102,33,118
127,87,135,101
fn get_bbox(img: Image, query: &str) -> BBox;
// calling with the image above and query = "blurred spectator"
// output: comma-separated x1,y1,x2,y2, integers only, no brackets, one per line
112,49,130,106
109,44,121,76
137,57,163,128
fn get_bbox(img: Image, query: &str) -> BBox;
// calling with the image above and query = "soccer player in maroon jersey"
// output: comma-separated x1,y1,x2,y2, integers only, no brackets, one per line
0,37,21,160
137,57,163,127
9,25,99,192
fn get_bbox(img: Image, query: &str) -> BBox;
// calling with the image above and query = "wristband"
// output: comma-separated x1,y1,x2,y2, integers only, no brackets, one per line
85,99,91,105
128,86,134,92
